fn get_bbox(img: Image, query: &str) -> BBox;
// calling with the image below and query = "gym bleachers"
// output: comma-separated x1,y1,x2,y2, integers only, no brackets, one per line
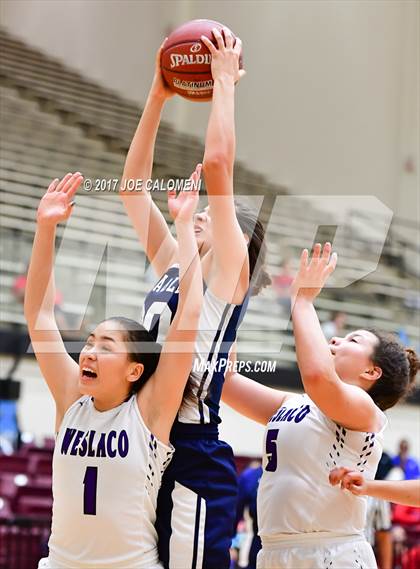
0,439,53,569
0,27,419,368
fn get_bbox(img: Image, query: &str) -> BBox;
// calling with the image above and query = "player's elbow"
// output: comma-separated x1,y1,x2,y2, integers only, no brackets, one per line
301,368,335,388
177,300,202,326
203,151,232,175
185,304,202,327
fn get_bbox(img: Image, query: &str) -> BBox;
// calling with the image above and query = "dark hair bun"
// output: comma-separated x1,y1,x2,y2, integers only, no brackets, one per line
406,348,420,386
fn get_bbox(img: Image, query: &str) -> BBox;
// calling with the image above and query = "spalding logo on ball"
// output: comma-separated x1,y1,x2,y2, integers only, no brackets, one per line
161,19,243,102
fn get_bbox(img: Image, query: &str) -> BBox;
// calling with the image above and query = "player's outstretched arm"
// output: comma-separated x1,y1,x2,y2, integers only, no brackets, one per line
221,345,294,424
291,243,383,432
120,41,178,278
24,173,83,427
200,29,249,304
138,182,203,443
329,468,420,507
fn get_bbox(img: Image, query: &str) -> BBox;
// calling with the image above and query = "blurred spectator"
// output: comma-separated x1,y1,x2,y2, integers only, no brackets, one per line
365,496,393,569
0,400,19,454
236,459,262,569
364,452,396,569
230,520,247,569
272,259,294,316
393,440,420,480
376,451,395,481
321,311,347,341
401,545,420,569
393,504,420,527
392,504,420,564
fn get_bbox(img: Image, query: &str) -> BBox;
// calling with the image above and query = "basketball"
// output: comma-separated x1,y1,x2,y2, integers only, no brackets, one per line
161,19,242,101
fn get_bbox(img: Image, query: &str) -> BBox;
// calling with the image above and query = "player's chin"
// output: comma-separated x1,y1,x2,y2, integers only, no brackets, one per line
78,377,98,394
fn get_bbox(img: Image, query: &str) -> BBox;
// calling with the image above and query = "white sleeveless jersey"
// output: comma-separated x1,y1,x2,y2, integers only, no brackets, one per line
258,393,387,539
47,395,174,568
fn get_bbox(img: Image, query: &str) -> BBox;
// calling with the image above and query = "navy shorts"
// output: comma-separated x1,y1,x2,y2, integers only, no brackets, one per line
155,425,238,569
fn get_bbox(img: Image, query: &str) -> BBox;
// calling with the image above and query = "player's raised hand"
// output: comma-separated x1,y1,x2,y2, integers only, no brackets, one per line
290,243,337,303
168,164,201,222
37,172,83,227
151,39,175,101
201,28,245,84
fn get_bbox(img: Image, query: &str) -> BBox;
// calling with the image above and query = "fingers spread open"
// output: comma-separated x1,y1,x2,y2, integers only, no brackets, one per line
223,27,233,50
56,173,73,192
321,242,331,263
201,35,216,55
300,248,309,269
234,36,242,55
327,252,338,274
212,27,225,50
63,172,82,193
66,174,84,200
47,178,60,193
312,243,322,261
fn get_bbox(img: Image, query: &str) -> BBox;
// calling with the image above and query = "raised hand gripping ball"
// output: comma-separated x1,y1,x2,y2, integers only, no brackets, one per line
161,19,242,102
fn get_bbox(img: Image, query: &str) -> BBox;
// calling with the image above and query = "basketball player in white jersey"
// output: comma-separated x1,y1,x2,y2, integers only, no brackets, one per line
222,243,419,568
25,171,203,569
330,467,420,507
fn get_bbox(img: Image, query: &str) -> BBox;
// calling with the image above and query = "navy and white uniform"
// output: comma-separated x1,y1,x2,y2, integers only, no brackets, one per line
257,393,387,569
39,395,173,569
142,264,249,569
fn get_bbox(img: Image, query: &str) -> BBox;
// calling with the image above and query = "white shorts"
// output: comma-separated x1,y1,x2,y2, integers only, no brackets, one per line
257,533,377,569
38,558,163,569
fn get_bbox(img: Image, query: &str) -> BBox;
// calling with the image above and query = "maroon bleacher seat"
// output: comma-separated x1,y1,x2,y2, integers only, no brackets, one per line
15,484,52,502
42,438,55,451
28,455,52,477
0,472,23,501
0,455,29,474
14,495,52,518
32,475,52,490
0,497,12,521
0,519,51,569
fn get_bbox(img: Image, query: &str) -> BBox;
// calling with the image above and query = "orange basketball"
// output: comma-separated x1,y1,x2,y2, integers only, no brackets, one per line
161,19,243,102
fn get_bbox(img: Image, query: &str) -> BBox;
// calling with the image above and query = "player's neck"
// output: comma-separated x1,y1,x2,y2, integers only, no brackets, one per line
91,392,128,412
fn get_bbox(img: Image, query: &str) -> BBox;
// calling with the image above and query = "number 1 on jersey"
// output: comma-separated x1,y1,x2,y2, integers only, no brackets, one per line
83,466,98,515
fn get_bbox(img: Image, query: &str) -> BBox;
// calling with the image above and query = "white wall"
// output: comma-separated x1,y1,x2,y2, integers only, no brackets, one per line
1,0,418,223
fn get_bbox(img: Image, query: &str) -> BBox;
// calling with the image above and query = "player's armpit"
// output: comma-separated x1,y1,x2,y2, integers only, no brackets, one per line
222,371,293,425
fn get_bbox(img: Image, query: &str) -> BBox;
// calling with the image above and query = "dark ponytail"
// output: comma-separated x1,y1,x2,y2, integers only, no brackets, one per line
234,200,271,296
106,317,161,396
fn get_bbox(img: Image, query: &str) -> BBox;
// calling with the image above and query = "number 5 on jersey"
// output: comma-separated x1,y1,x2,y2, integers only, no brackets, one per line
265,429,279,472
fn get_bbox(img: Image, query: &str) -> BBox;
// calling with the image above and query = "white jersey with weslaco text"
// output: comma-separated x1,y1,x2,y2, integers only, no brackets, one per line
46,395,173,568
258,393,387,539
